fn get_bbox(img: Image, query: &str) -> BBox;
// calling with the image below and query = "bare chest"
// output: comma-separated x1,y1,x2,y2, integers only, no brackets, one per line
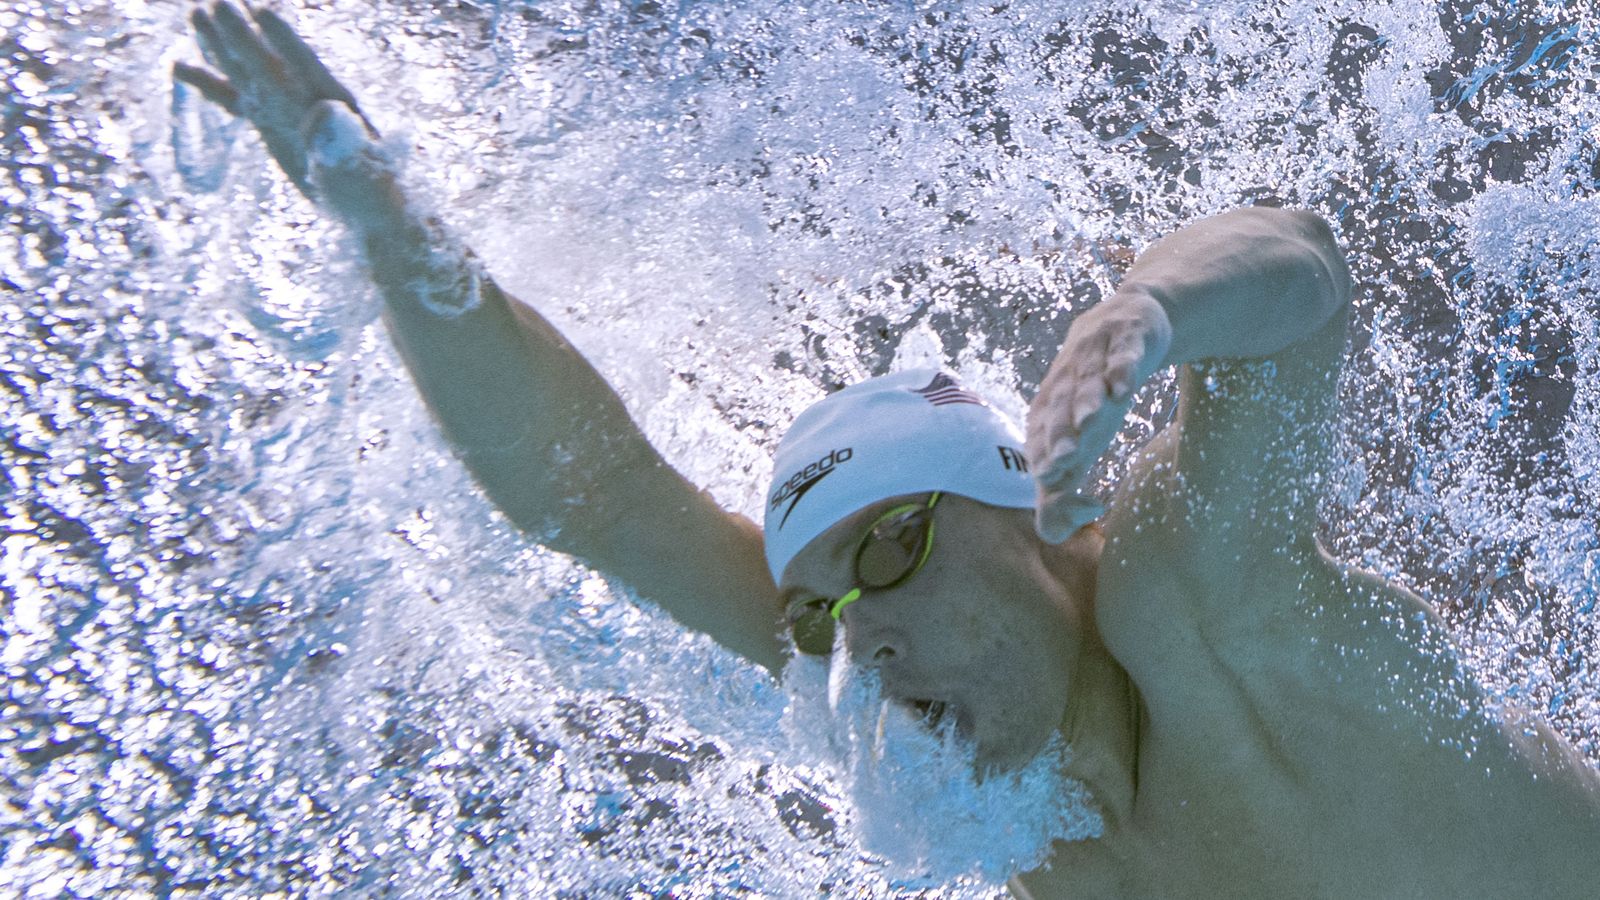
1051,519,1597,898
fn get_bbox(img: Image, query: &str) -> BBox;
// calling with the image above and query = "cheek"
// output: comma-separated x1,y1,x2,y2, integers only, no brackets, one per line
921,517,1075,685
975,556,1072,651
934,565,1064,697
920,561,1029,664
970,560,1076,722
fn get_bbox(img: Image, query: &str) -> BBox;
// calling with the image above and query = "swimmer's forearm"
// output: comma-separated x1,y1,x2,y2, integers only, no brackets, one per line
1117,207,1353,366
364,221,613,455
303,107,634,464
342,181,789,671
311,152,596,454
179,8,788,669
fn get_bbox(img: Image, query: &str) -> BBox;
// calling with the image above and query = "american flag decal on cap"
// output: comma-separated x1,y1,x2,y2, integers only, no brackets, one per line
911,372,986,407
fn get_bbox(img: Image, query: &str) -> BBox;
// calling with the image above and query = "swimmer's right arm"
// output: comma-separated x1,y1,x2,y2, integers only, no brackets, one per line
177,3,789,673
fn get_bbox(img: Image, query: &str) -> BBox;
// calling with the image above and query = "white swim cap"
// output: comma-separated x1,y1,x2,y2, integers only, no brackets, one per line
763,369,1036,581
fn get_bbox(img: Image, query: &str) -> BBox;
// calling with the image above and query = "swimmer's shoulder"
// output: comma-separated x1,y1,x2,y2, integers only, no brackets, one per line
1108,304,1350,583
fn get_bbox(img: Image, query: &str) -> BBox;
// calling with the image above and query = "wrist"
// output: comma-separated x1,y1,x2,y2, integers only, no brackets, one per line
1108,284,1176,374
304,101,407,235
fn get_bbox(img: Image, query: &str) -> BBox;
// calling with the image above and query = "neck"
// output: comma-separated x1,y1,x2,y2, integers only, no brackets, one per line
1039,520,1141,834
1059,628,1143,835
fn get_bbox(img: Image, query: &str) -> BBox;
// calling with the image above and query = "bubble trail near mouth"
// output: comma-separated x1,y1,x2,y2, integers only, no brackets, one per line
783,650,1103,886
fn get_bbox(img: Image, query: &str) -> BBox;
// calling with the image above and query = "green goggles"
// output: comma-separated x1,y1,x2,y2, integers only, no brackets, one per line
786,492,943,656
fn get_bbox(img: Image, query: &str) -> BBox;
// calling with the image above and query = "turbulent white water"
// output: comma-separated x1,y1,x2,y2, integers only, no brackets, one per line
780,646,1102,887
4,0,1599,895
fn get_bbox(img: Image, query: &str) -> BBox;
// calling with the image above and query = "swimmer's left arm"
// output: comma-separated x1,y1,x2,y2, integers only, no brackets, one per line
1115,207,1353,366
1028,207,1353,540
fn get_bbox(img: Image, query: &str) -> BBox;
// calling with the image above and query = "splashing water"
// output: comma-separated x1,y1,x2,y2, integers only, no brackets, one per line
780,650,1101,887
4,0,1599,896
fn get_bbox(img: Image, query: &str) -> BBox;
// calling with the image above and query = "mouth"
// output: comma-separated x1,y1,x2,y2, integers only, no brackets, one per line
905,698,955,732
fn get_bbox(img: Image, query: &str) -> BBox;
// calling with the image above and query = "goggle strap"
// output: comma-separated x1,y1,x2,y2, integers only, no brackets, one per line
907,491,940,577
912,519,936,572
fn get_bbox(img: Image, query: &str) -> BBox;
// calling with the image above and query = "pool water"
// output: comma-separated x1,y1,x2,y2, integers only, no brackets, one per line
3,0,1597,895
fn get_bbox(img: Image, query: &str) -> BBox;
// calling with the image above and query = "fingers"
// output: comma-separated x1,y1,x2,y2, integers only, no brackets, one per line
1037,433,1077,476
190,7,237,79
1103,360,1135,402
1035,394,1125,490
1028,377,1086,487
1026,298,1172,543
1034,488,1105,544
253,8,377,135
1028,332,1131,501
1029,332,1107,477
1103,326,1147,400
209,2,284,87
1069,371,1105,430
173,61,241,115
252,8,324,74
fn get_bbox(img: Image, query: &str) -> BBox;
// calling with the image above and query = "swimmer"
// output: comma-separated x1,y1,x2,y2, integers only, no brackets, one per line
177,4,1600,896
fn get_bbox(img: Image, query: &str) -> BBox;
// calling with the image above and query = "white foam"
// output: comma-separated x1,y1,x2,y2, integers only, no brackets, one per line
781,646,1103,886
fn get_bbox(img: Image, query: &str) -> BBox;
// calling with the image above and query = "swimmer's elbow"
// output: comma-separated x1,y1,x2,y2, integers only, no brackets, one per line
1289,209,1354,317
1127,207,1354,363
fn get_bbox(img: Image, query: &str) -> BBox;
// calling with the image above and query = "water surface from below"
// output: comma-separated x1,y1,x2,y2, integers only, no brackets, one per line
2,0,1597,895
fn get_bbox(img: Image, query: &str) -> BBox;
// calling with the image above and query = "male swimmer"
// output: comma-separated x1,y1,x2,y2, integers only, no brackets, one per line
178,4,1600,896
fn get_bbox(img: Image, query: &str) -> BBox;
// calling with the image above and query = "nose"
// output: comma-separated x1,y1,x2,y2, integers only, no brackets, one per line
841,606,905,667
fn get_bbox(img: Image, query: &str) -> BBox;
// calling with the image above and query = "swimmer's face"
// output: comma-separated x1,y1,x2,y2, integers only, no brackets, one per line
779,493,1087,772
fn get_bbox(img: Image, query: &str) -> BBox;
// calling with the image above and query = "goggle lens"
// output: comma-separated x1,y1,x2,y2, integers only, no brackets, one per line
788,493,940,656
856,508,931,587
790,602,835,656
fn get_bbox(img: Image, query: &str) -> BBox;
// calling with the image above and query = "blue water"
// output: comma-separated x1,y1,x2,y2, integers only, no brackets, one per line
3,0,1598,895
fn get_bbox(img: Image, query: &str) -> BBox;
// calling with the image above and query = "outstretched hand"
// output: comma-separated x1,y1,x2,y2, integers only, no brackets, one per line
175,2,378,196
1026,289,1173,542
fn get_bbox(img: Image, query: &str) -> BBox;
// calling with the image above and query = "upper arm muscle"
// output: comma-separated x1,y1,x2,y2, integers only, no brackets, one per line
1161,307,1350,552
402,281,788,673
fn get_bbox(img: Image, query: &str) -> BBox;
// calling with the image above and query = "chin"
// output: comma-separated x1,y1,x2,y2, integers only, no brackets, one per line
977,669,1071,771
972,710,1055,774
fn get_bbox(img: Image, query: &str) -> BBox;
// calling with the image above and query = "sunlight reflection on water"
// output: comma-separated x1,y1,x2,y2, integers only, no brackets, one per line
3,0,1598,895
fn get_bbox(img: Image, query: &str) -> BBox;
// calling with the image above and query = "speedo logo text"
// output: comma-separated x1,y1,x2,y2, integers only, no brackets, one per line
769,447,854,528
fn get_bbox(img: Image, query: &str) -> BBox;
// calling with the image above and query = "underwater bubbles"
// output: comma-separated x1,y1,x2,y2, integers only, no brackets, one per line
3,0,1599,896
